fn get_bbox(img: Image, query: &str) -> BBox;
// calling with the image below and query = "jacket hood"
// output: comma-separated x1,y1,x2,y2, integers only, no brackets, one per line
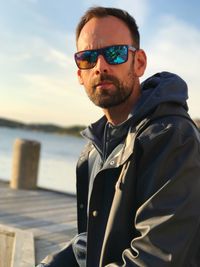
82,72,189,144
131,71,188,123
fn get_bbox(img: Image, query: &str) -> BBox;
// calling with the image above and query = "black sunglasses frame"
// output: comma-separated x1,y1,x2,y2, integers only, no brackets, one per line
74,44,137,70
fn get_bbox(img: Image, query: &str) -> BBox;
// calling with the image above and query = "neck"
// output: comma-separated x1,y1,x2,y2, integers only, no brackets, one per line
103,83,141,126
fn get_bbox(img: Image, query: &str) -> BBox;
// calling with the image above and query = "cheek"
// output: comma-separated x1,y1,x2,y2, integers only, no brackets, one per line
78,69,93,86
81,74,93,92
121,63,135,81
79,71,92,86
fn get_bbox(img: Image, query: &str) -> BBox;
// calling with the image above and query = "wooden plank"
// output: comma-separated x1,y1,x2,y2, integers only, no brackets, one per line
0,181,77,264
11,230,35,267
30,222,76,236
0,210,77,229
0,229,14,267
0,224,35,267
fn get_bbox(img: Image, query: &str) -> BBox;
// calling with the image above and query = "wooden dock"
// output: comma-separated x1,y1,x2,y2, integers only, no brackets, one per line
0,180,77,265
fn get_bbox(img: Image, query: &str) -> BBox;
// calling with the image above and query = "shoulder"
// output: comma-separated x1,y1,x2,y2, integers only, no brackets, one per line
137,115,200,149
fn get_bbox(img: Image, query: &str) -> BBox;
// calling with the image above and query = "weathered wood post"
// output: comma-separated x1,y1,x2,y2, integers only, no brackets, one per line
0,224,35,267
10,139,41,190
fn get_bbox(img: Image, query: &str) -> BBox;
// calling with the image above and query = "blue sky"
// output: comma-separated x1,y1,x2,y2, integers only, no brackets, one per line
0,0,200,126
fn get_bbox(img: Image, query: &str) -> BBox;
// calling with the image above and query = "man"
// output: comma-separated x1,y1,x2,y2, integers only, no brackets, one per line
38,6,200,267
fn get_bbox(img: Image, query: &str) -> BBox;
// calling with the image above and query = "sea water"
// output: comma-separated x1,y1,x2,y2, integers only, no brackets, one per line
0,127,86,195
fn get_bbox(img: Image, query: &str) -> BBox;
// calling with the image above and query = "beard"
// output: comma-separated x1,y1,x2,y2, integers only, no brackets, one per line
86,72,136,108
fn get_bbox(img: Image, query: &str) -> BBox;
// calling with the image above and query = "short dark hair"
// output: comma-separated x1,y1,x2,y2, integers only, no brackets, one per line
76,6,140,49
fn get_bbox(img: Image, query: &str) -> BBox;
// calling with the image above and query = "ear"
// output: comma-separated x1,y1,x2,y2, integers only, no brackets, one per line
77,69,84,85
133,49,147,77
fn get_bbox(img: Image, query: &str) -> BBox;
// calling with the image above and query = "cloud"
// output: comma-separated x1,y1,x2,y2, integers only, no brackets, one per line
0,68,101,126
23,0,38,3
43,48,67,69
146,16,200,74
0,25,93,125
21,74,66,94
116,0,149,26
83,0,149,26
0,30,77,85
143,15,200,118
17,64,102,124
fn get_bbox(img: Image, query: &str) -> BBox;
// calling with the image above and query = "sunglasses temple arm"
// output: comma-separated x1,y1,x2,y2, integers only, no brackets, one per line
128,46,137,52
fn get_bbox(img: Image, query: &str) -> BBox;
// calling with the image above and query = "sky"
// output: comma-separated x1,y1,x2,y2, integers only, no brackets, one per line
0,0,200,126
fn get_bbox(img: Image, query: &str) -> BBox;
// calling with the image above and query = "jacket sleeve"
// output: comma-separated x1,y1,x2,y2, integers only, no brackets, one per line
39,240,79,267
106,122,200,266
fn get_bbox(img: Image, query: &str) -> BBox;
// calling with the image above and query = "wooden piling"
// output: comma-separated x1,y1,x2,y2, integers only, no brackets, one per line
10,139,41,190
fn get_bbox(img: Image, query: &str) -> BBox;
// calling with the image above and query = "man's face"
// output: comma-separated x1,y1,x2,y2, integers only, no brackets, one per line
76,16,144,109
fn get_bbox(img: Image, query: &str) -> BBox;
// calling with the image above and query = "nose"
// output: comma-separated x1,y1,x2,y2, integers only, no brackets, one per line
94,55,109,74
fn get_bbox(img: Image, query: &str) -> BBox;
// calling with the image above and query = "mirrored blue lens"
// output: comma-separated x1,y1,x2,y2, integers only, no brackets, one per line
75,45,129,69
104,45,128,64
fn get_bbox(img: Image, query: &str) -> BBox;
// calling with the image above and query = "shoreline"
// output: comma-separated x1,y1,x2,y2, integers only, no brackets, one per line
0,117,86,137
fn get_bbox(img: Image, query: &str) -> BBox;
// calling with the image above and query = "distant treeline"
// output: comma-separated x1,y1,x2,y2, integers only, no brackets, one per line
0,117,199,137
0,118,86,137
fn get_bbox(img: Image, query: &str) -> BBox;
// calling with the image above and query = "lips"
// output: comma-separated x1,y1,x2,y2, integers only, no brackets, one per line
95,80,113,87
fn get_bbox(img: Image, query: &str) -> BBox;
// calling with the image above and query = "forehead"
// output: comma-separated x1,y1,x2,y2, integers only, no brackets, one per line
77,16,132,51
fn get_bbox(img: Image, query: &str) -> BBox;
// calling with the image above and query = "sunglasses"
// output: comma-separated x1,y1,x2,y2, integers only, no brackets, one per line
74,44,137,70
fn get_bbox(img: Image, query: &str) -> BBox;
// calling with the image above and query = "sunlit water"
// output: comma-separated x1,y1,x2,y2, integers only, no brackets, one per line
0,127,86,195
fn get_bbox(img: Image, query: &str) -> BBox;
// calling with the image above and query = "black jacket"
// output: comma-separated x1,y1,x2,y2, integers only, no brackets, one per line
41,72,200,266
